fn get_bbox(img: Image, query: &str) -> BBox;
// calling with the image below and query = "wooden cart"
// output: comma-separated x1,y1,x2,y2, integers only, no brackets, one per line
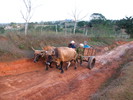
79,48,96,69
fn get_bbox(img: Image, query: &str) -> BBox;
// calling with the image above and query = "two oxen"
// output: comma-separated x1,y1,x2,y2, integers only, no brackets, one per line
32,46,78,73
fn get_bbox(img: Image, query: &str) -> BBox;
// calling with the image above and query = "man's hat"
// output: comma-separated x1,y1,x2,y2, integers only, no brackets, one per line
70,40,75,44
79,43,84,47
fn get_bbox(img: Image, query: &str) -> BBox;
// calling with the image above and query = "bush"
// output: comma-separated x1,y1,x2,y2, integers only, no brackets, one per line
0,27,5,34
116,16,133,38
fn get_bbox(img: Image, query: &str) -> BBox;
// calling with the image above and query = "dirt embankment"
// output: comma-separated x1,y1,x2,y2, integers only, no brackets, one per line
0,41,133,100
91,61,133,100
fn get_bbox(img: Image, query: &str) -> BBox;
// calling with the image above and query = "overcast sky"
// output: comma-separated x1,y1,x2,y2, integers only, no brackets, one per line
0,0,133,23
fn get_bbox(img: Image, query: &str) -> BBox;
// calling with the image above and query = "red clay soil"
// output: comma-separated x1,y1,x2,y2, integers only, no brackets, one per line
0,41,133,100
0,36,8,41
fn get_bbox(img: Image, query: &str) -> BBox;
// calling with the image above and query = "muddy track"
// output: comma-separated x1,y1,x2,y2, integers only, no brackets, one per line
0,41,133,100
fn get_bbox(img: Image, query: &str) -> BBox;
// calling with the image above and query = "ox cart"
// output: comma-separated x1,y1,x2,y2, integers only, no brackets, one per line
78,48,96,69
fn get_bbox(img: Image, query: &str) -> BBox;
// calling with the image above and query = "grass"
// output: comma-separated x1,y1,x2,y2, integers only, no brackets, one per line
90,49,133,100
0,31,130,62
88,37,117,46
0,32,91,61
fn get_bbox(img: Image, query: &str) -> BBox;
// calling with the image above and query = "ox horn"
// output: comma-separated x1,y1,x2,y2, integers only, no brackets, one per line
31,46,35,51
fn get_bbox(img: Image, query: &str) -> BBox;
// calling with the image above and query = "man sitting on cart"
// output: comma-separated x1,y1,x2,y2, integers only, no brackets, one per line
76,43,84,65
68,40,76,48
76,42,96,68
84,41,91,48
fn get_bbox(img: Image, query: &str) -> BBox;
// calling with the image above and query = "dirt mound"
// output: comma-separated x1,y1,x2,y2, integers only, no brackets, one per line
115,41,127,45
91,61,133,100
0,41,133,100
0,36,8,41
0,59,44,76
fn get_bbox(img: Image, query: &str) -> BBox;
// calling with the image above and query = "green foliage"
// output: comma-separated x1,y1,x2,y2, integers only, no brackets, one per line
90,13,106,20
77,21,88,27
90,37,115,45
88,20,116,37
18,44,25,49
75,29,84,33
2,13,128,37
90,19,114,26
0,27,5,34
77,21,92,30
116,16,133,38
28,22,35,29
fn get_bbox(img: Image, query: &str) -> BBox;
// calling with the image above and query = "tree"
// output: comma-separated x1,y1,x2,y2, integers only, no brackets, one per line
90,13,106,20
20,0,34,35
116,16,133,38
77,21,91,35
89,13,107,25
70,8,89,34
0,27,5,34
71,8,79,34
89,13,108,29
77,21,87,27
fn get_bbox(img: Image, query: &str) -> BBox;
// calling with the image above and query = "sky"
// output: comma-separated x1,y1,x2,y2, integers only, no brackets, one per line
0,0,133,23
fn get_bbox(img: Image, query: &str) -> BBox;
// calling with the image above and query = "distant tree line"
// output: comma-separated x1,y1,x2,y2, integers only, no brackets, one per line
1,13,133,38
116,16,133,38
0,26,5,34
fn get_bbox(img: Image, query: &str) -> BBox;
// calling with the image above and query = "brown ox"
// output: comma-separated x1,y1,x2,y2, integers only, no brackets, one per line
45,47,78,73
31,47,45,63
31,46,55,63
42,46,55,51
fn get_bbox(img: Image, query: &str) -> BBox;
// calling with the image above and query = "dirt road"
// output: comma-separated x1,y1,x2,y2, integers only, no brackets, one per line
0,41,133,100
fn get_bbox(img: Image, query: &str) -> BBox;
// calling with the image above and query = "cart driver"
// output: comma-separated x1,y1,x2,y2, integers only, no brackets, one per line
76,43,84,65
68,40,76,48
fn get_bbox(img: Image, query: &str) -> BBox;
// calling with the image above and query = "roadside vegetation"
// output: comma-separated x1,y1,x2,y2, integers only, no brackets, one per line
0,31,130,62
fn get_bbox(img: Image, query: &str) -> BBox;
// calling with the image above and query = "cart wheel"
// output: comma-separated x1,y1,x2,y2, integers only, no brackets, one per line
87,56,96,69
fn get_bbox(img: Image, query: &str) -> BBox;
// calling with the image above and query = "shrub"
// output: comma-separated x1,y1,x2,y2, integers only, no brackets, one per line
0,27,5,34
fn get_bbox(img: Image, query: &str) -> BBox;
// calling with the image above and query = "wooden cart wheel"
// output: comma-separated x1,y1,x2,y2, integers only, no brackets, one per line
87,56,96,69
